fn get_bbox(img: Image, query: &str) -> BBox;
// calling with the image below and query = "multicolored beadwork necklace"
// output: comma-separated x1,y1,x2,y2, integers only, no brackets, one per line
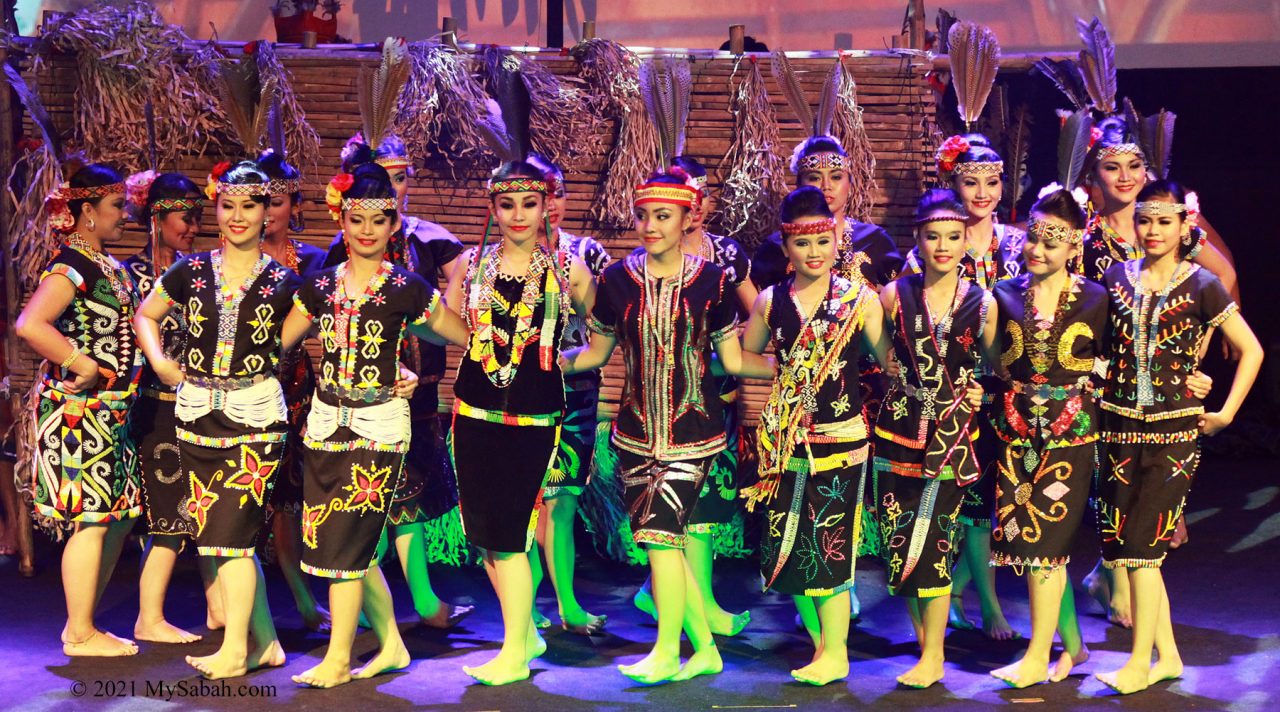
65,232,134,308
1023,273,1078,378
1127,260,1189,407
465,244,561,387
642,254,685,368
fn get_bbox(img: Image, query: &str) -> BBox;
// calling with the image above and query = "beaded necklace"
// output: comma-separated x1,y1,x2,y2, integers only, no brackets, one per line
642,254,684,368
789,275,837,414
1023,273,1078,379
921,276,967,360
1127,260,1190,407
465,244,562,387
331,260,392,385
1096,217,1142,263
65,233,133,308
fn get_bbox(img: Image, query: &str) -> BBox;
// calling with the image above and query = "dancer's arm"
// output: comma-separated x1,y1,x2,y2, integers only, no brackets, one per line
134,289,183,388
16,275,100,393
1199,312,1263,435
560,331,616,375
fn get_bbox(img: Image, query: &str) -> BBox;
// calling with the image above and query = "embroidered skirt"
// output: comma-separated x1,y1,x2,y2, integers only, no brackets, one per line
33,382,141,524
451,405,560,553
269,349,314,518
873,458,964,598
132,391,192,535
543,376,599,499
760,439,870,597
617,449,714,549
688,378,741,531
990,440,1095,570
1096,414,1200,569
958,408,1000,527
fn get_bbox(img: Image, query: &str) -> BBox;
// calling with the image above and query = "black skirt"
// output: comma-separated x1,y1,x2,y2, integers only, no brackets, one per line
991,441,1095,569
133,393,193,536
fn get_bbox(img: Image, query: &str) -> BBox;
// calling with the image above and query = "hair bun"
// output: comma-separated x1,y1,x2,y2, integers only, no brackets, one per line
61,152,90,181
961,133,991,148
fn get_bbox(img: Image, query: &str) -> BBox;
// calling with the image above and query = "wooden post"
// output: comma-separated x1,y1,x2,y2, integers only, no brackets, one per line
547,0,564,48
908,0,926,50
441,17,458,49
0,4,20,389
729,24,745,54
582,20,596,41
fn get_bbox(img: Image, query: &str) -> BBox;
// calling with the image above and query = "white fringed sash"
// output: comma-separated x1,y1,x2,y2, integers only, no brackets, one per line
175,377,287,428
305,396,410,446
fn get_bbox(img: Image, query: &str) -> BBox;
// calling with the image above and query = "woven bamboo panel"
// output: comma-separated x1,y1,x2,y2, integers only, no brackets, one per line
15,48,936,423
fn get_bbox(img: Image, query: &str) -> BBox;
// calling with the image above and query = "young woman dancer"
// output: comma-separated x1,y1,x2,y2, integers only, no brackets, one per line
281,161,468,688
561,170,772,684
122,170,218,643
873,189,989,689
17,163,143,657
135,160,294,678
1094,180,1262,694
740,186,887,685
443,160,594,685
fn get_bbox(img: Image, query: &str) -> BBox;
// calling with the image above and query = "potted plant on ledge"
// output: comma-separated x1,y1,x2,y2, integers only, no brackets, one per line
272,1,342,44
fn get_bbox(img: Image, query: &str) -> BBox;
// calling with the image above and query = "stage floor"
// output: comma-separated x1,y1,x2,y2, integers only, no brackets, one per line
1,456,1277,711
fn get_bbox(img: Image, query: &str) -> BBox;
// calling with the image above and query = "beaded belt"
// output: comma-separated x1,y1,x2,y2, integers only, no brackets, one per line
141,387,177,402
184,372,272,391
453,399,561,427
317,383,396,406
1008,375,1092,400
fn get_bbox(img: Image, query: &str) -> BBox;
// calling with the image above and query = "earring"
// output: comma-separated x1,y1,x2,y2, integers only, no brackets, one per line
87,217,96,232
219,234,226,250
1181,227,1193,246
289,211,305,233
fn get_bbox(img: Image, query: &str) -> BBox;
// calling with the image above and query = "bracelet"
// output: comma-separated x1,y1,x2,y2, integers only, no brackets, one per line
60,350,80,370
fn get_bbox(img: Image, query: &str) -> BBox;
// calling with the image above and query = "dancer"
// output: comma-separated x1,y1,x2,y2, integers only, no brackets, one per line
134,160,293,678
873,189,990,688
122,170,217,643
16,163,143,656
562,170,772,684
740,186,885,685
252,148,333,633
282,161,468,688
325,128,473,631
986,188,1100,686
922,133,1023,639
1094,180,1262,694
524,152,609,635
443,159,594,685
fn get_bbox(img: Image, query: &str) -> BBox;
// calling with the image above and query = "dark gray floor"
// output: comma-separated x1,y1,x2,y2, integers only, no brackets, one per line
1,455,1277,711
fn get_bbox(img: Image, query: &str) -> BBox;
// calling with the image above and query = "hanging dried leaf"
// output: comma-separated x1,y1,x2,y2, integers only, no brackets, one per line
712,57,787,250
391,42,493,172
477,46,598,168
570,38,658,229
831,60,878,222
253,42,321,169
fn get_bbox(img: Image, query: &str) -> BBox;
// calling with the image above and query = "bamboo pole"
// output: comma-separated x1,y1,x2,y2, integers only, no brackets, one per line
1,5,20,391
729,25,745,54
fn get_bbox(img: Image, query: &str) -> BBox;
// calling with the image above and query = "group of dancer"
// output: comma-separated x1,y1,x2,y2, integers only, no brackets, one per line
14,51,1263,697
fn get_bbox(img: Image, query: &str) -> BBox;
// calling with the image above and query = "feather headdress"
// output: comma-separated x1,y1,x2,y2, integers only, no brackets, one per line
638,55,692,167
1124,98,1176,180
357,38,411,153
1033,17,1118,117
947,22,1001,130
215,50,278,156
1057,109,1094,190
476,56,533,166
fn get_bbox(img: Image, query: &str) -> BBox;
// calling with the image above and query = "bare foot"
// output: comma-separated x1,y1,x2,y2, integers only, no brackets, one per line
353,641,411,679
62,629,139,657
632,588,657,622
1084,569,1131,628
464,650,530,686
1170,516,1189,549
248,640,287,672
531,608,552,630
187,650,248,679
206,610,225,631
619,650,681,685
948,595,977,631
673,645,723,681
897,653,945,689
1048,645,1090,682
1148,656,1183,686
301,606,332,633
421,602,475,630
525,628,547,664
291,658,352,688
982,614,1019,641
1096,663,1150,695
708,609,751,637
791,653,849,686
135,618,203,644
561,608,607,636
991,652,1048,688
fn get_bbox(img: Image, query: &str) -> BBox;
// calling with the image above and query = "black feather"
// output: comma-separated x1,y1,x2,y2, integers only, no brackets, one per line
1032,58,1089,111
3,64,62,159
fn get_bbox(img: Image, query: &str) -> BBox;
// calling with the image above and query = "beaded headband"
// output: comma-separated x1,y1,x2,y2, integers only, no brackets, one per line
915,212,968,226
45,181,126,232
781,217,838,237
375,156,413,171
1134,201,1186,217
952,161,1004,177
342,197,398,212
216,182,271,196
795,152,850,174
151,197,203,213
633,182,699,209
1027,216,1085,246
1094,143,1145,162
267,178,302,196
489,178,548,196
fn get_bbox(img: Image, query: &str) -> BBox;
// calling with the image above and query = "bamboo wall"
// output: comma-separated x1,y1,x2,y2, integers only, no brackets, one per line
14,47,937,423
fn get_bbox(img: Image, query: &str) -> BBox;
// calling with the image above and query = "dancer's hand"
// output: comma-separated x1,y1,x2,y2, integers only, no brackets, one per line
152,357,185,388
1187,370,1213,399
61,356,100,394
395,365,419,399
886,355,901,379
1199,411,1231,436
964,379,984,409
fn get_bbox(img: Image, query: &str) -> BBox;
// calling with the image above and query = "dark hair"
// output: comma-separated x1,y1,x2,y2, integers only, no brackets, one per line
671,155,707,181
255,149,303,204
67,163,124,219
490,160,547,187
952,133,1004,173
340,142,378,174
343,163,398,218
142,173,201,223
1135,179,1197,258
525,152,564,187
219,160,271,207
1089,116,1144,171
1029,188,1086,230
914,188,966,224
780,186,834,226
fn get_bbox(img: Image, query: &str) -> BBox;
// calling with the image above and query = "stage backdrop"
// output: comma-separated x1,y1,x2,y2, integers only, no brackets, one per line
17,0,1280,68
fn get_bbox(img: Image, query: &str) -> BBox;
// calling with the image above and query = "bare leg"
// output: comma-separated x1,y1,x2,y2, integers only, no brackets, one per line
963,524,1015,639
794,595,822,656
353,566,412,678
464,550,534,685
686,529,749,636
1148,573,1183,685
393,523,472,628
949,529,977,630
61,521,138,656
292,578,360,688
672,552,722,681
136,534,202,643
528,513,551,629
992,567,1063,687
791,593,851,686
200,556,225,630
541,494,604,634
273,511,329,632
1049,577,1090,681
898,594,947,688
1085,558,1132,627
1096,567,1161,694
186,555,284,679
619,546,686,684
